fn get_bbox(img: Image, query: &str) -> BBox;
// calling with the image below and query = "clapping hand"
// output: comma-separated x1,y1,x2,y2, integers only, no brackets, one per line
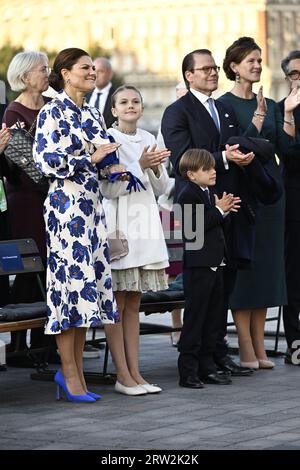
91,142,121,164
225,144,255,167
284,86,300,113
215,192,241,213
256,86,267,115
0,123,11,153
139,144,171,173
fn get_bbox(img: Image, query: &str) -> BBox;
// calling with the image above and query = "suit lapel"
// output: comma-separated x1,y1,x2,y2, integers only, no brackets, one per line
189,182,214,207
186,93,220,145
215,100,234,144
103,86,114,121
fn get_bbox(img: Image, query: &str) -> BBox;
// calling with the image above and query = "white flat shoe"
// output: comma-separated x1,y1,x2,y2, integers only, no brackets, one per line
115,381,147,396
240,360,259,369
258,359,275,369
139,383,162,394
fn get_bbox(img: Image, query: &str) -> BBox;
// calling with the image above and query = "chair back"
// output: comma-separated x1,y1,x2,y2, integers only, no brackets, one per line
0,238,44,276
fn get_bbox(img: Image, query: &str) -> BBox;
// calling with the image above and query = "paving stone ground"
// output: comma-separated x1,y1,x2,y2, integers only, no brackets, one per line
1,310,300,451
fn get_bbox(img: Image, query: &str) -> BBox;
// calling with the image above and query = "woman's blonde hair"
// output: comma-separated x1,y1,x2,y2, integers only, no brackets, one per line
7,51,48,92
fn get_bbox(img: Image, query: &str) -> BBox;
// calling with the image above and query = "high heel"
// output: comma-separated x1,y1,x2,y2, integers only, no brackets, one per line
170,333,180,348
258,359,275,369
54,370,96,403
87,391,102,400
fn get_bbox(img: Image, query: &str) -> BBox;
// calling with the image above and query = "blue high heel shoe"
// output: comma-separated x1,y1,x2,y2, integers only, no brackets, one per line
87,391,102,400
54,370,95,403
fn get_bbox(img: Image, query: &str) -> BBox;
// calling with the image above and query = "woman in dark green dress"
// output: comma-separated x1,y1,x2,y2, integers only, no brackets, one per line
219,37,300,369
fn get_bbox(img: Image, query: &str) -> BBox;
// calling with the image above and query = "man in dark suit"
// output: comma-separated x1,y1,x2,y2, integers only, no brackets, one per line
86,57,115,128
161,49,259,377
279,51,300,364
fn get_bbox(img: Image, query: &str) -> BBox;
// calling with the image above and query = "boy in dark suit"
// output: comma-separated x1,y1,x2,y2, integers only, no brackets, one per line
177,149,240,388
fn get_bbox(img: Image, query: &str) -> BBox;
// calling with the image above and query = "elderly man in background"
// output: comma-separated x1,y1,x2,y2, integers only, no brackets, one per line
86,56,116,128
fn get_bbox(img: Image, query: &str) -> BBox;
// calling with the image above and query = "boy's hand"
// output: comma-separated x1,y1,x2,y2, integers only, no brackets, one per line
215,192,241,213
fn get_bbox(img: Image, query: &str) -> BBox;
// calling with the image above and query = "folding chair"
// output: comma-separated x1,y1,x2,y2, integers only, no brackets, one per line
0,238,48,366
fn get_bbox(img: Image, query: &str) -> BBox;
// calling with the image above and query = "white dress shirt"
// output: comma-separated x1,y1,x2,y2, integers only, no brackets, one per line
190,88,229,170
89,82,112,114
190,89,220,129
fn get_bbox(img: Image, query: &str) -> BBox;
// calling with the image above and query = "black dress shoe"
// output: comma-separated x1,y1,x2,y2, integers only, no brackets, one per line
46,351,61,365
6,354,38,368
200,373,232,385
216,368,231,377
216,356,253,377
179,376,204,389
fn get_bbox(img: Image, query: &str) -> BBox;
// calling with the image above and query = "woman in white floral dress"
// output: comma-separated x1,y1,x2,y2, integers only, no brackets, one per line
34,48,123,403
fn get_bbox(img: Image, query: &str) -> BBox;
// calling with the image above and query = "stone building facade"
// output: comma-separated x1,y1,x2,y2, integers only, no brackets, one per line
0,0,299,130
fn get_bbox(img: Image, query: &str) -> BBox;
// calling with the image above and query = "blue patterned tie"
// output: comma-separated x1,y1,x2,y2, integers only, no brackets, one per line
207,97,220,131
94,92,102,110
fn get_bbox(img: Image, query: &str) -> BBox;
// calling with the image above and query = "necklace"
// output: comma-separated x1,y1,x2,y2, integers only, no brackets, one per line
112,122,137,135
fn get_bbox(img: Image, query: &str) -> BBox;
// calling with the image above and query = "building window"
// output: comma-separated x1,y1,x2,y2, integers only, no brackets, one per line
120,18,133,39
137,17,148,37
166,16,177,36
150,18,161,37
296,13,300,35
283,12,293,41
214,15,224,32
122,53,134,74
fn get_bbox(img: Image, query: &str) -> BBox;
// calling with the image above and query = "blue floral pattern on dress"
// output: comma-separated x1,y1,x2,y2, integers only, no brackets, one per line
33,90,119,335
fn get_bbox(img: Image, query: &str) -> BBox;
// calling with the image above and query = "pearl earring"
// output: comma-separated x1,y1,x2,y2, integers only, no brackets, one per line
235,71,241,83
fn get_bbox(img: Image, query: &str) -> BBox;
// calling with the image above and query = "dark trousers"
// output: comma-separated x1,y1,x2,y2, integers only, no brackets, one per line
283,221,300,348
213,267,237,362
178,266,223,379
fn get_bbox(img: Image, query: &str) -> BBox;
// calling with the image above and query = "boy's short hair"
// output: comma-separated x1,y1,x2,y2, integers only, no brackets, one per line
179,148,215,180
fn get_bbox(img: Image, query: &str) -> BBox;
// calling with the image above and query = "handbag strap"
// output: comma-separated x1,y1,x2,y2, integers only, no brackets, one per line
15,117,38,137
27,117,38,137
115,197,120,232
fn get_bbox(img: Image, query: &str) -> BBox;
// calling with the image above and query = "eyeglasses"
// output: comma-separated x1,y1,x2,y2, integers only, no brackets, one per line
30,66,51,75
286,70,300,80
192,66,220,75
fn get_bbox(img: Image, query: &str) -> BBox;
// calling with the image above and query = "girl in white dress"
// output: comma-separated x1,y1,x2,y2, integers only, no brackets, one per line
100,85,171,394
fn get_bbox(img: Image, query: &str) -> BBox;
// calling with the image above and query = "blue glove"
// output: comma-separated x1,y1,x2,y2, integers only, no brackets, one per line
96,134,119,170
108,171,146,193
